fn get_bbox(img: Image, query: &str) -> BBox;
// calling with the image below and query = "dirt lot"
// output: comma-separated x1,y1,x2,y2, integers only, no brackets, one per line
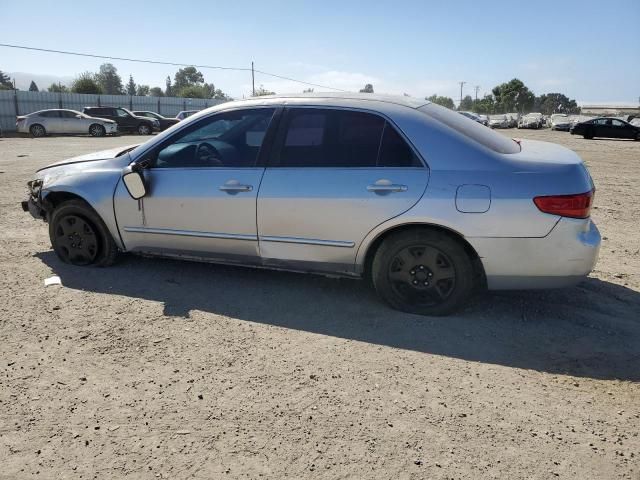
0,130,638,479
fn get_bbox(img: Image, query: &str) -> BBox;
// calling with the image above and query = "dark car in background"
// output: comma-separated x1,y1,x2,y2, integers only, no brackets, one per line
570,117,640,140
83,107,159,135
132,111,180,131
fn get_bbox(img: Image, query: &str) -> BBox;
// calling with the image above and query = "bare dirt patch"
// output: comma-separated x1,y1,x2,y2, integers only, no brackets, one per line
1,131,638,479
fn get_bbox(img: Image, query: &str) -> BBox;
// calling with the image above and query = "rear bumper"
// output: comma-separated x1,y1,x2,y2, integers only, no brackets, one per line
469,217,601,290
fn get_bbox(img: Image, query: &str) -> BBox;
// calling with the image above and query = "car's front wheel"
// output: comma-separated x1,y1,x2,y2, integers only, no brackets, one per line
49,200,118,267
583,129,594,139
137,123,151,135
89,124,106,137
371,229,475,316
30,124,46,138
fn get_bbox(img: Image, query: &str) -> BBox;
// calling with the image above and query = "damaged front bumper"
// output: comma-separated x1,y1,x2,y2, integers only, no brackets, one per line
21,195,47,220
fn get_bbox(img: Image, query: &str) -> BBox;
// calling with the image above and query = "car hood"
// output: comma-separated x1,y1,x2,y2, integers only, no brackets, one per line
37,144,139,172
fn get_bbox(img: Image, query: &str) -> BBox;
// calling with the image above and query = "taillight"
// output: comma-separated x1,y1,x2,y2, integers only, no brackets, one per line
533,190,594,219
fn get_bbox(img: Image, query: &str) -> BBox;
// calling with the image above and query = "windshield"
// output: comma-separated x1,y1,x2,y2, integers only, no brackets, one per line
419,104,520,154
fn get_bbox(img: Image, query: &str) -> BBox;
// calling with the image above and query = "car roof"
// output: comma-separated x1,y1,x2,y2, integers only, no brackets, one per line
225,92,430,110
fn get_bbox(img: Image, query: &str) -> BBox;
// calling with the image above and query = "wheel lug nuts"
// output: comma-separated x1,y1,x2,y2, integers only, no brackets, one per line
424,281,429,286
410,270,415,275
412,280,418,285
428,273,433,277
419,265,424,270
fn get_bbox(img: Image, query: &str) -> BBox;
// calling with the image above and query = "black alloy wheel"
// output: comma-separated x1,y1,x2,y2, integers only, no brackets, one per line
53,215,99,265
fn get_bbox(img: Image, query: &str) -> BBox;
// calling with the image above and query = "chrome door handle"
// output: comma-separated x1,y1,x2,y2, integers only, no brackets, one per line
366,184,408,193
219,183,253,193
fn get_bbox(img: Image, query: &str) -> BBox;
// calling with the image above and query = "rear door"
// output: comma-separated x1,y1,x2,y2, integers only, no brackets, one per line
611,119,634,139
256,107,429,274
39,111,62,133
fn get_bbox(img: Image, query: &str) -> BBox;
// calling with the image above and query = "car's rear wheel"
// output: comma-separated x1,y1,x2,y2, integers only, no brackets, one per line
583,129,594,140
49,200,118,267
137,123,151,135
635,132,640,141
371,229,475,316
30,124,46,138
89,124,106,137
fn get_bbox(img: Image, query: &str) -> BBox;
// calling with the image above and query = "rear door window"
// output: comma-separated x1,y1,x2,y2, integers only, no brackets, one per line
275,108,421,167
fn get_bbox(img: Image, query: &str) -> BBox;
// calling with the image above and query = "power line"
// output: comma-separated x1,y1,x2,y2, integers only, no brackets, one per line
0,42,349,92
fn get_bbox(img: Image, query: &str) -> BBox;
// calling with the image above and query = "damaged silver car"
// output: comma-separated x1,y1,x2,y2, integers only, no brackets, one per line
22,93,600,316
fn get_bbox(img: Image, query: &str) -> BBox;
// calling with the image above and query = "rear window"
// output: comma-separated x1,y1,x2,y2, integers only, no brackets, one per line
420,103,521,154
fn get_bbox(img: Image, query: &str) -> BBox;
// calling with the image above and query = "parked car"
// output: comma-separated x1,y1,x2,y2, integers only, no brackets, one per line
570,117,640,140
16,109,118,138
176,110,200,121
132,111,180,131
518,113,543,129
459,111,488,126
488,114,510,128
549,114,572,131
21,93,600,316
505,113,520,128
83,107,159,135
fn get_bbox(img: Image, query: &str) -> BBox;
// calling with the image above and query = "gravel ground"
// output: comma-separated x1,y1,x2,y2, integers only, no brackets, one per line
0,130,638,479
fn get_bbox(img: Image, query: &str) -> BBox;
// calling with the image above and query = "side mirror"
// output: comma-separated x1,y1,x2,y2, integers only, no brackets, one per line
122,165,147,200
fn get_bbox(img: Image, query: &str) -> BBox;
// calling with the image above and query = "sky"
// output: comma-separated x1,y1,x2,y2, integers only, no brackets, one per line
1,0,639,105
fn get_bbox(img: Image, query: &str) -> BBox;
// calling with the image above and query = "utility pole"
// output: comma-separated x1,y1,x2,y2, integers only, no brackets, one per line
251,61,255,97
459,81,466,109
474,85,480,102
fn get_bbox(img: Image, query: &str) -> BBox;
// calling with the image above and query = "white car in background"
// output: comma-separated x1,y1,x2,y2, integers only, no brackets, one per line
549,114,572,131
175,110,201,121
489,114,510,128
518,112,543,129
16,109,118,138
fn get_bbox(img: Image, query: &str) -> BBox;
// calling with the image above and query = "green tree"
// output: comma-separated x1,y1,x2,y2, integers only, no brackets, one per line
459,95,473,111
253,84,275,96
48,83,69,93
359,83,374,93
136,85,150,96
473,94,495,114
29,80,39,92
174,66,205,91
149,86,165,97
178,84,211,98
426,94,455,109
303,88,314,93
96,63,124,94
535,93,579,115
165,76,173,96
491,78,535,113
0,70,13,90
71,72,102,94
126,75,136,95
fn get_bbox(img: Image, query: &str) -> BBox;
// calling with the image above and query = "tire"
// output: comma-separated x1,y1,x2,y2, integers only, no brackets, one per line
371,229,475,316
635,132,640,141
89,124,106,137
30,124,46,138
49,199,118,267
583,129,594,140
137,123,151,135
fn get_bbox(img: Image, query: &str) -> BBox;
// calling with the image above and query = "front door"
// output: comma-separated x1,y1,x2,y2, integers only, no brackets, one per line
114,107,278,263
257,107,429,274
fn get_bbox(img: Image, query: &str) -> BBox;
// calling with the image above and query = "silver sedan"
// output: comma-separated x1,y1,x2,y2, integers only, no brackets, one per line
22,94,600,315
16,109,118,137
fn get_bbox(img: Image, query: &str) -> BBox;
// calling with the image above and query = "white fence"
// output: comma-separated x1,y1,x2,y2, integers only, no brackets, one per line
0,90,225,133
